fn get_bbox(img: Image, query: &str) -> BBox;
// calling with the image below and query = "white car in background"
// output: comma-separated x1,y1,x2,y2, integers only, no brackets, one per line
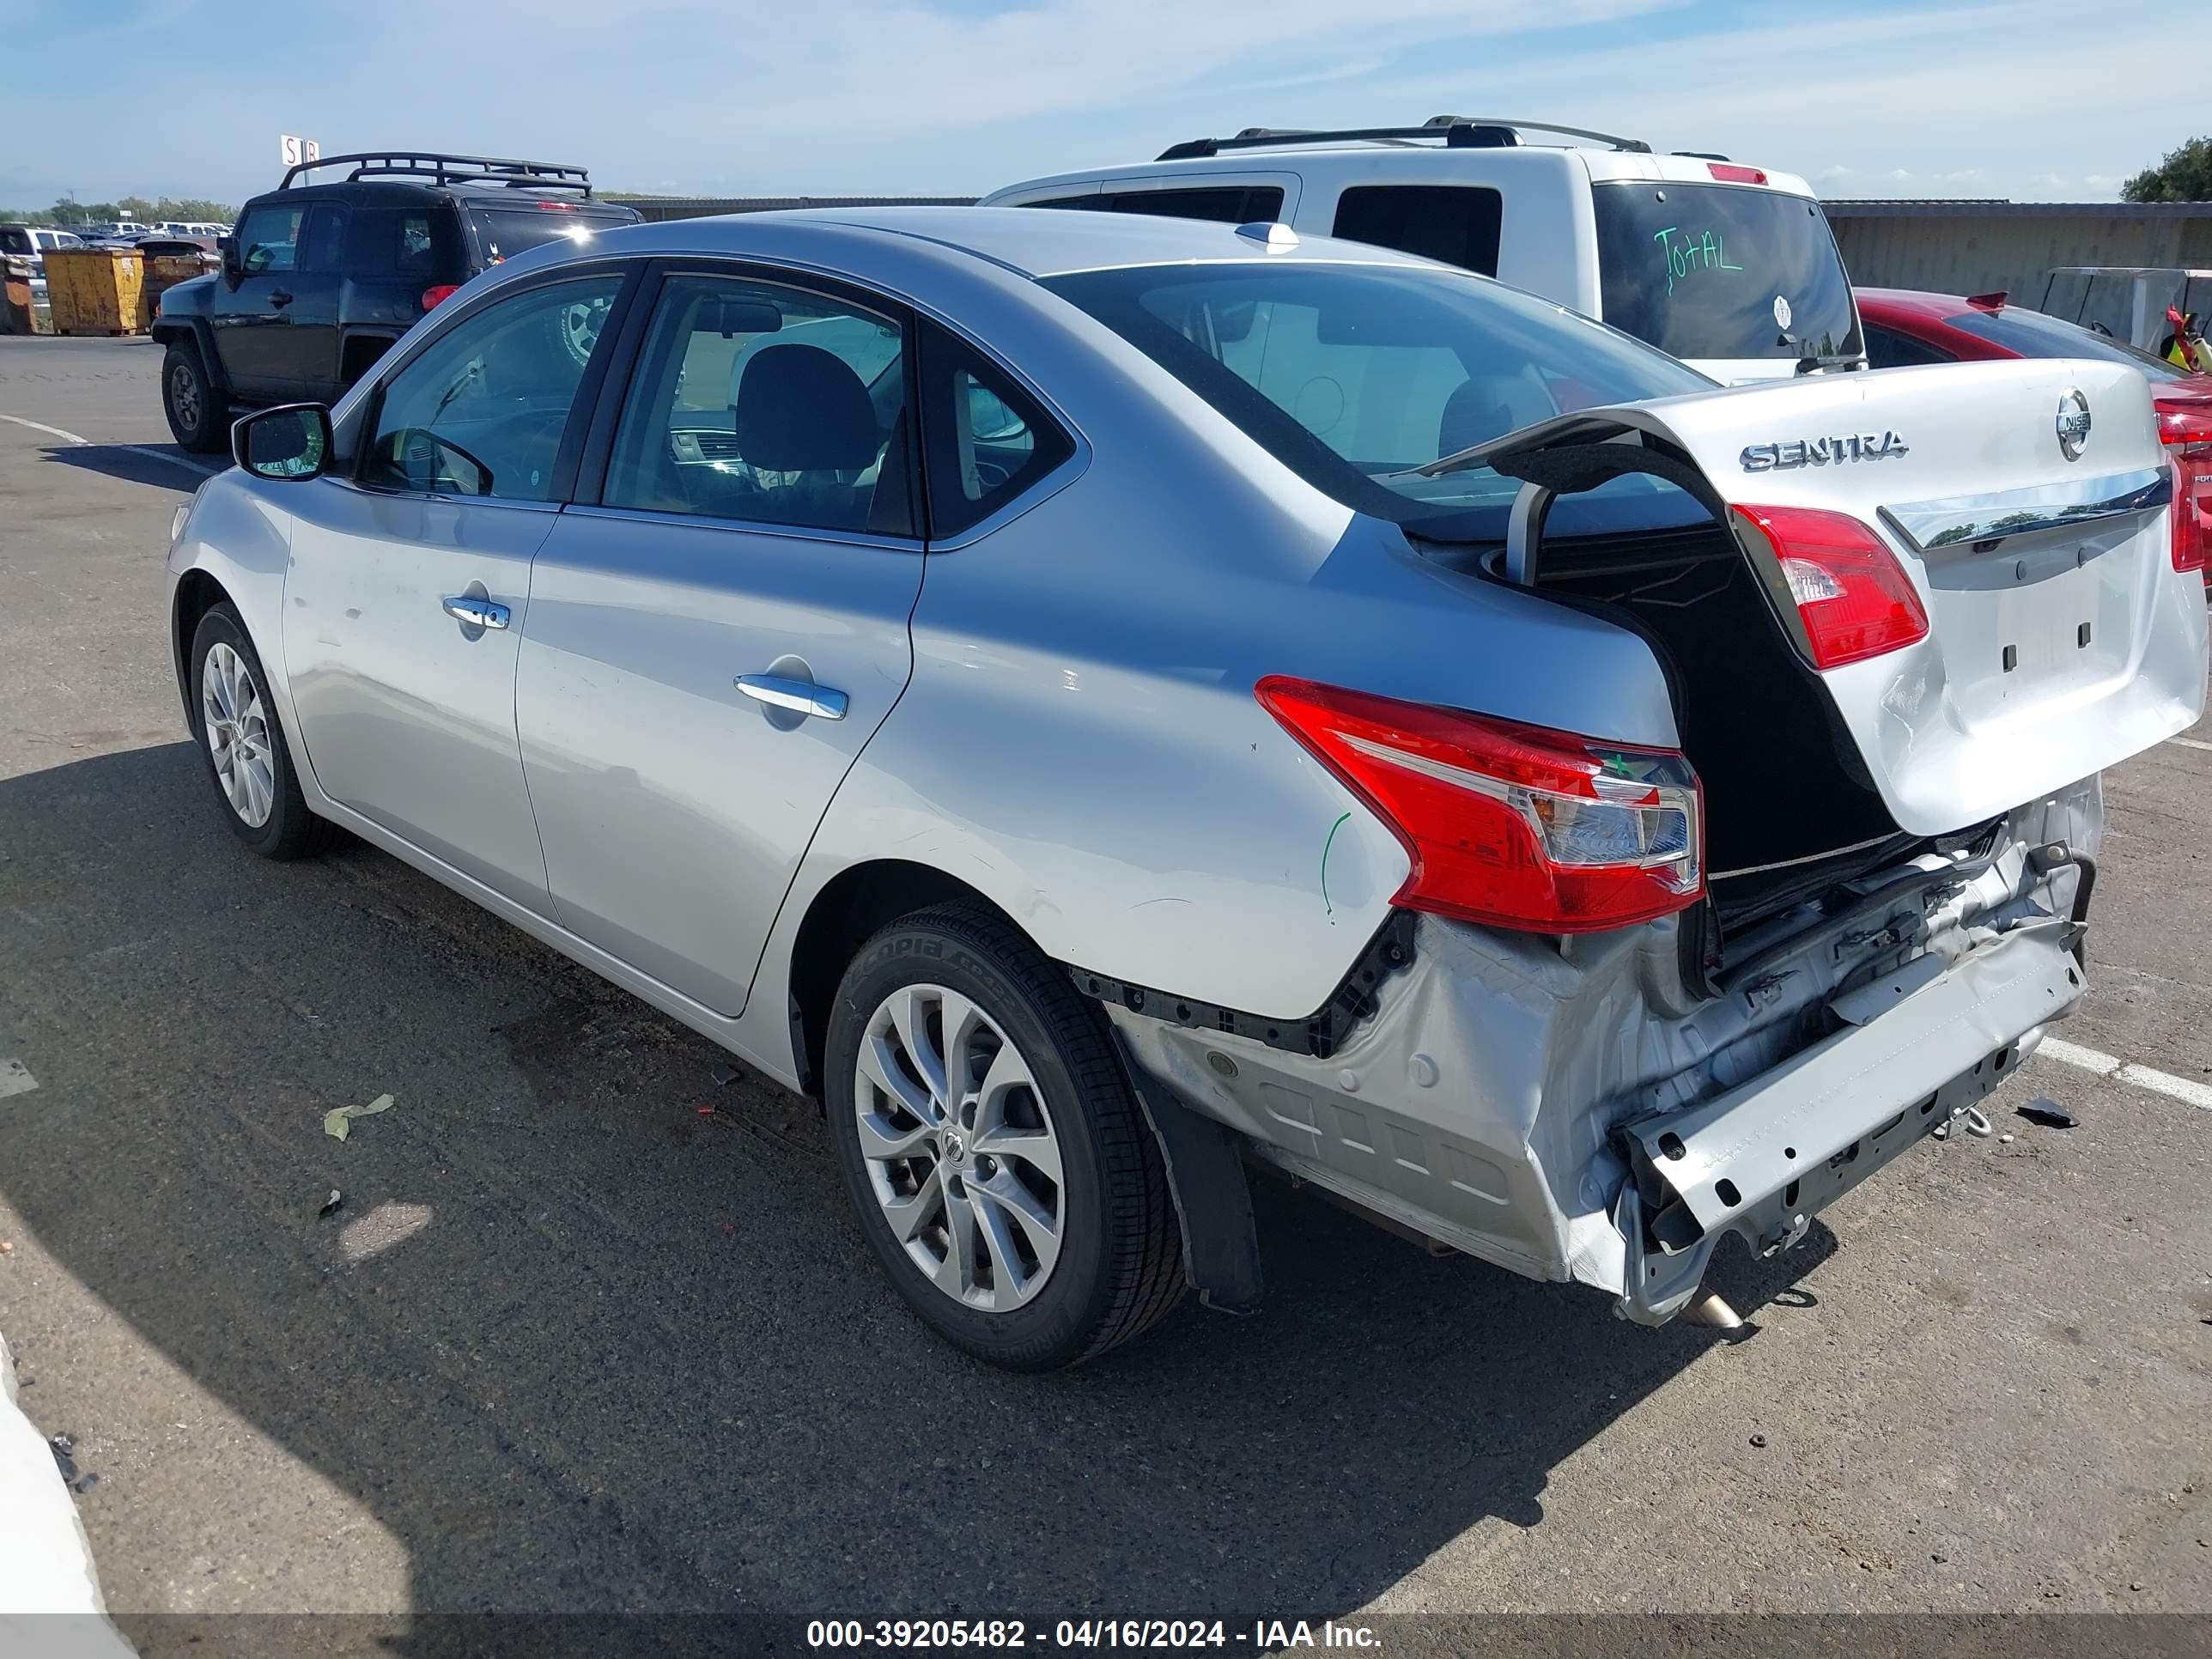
985,114,1865,385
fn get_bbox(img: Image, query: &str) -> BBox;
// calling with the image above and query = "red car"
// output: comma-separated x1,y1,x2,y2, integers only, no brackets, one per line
1857,288,2210,580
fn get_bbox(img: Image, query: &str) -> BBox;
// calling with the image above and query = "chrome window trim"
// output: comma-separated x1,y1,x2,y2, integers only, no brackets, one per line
558,499,924,555
1880,465,2172,554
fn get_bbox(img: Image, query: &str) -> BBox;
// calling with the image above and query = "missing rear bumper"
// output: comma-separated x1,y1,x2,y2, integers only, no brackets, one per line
1613,920,2081,1324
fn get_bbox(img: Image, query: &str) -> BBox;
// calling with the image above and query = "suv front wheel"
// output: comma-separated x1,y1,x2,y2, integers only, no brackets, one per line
161,340,230,453
823,905,1186,1370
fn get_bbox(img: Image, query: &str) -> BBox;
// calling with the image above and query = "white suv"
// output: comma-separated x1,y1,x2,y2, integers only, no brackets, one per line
983,116,1864,384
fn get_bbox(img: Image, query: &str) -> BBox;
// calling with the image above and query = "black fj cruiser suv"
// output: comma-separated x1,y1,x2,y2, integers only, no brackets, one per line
152,151,641,451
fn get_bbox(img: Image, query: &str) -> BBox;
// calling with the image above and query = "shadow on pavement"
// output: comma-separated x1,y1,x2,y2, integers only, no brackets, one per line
0,744,1831,1638
38,442,222,494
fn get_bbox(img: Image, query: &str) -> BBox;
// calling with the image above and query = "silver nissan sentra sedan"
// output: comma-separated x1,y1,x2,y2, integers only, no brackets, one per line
168,208,2206,1370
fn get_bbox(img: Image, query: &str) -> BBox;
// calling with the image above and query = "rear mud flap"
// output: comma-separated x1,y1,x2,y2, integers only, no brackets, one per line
1613,921,2082,1324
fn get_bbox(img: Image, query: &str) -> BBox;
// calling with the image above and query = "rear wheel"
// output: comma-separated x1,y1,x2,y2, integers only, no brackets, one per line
161,340,229,453
823,905,1184,1370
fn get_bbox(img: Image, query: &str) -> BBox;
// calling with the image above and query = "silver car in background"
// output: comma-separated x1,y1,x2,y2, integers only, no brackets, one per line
170,210,2207,1369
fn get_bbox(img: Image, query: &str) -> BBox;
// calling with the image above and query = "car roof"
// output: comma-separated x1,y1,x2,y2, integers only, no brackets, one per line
586,204,1448,279
1854,287,1988,322
988,145,1817,202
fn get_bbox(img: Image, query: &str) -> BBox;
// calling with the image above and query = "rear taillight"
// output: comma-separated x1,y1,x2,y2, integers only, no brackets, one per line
1733,504,1929,669
1707,162,1768,185
421,284,459,311
2159,408,2212,574
1255,678,1704,933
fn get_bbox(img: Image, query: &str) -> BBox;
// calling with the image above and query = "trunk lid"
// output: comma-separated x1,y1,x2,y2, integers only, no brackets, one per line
1480,359,2208,836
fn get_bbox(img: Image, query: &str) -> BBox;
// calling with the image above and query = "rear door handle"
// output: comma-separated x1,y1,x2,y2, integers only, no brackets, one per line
442,595,511,630
268,289,293,307
735,674,848,721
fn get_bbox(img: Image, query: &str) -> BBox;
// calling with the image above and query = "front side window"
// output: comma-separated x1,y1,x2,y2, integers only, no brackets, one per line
362,273,624,501
1333,185,1503,276
235,205,305,276
1042,260,1710,543
1590,182,1860,362
604,274,912,535
919,325,1074,538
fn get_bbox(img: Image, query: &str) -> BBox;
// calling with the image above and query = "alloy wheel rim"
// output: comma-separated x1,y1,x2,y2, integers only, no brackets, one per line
560,299,605,367
200,641,276,828
854,983,1066,1311
170,362,200,428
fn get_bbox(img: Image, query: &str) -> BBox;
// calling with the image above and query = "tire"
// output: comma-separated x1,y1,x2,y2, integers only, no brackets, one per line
824,904,1185,1370
187,604,330,860
161,340,230,454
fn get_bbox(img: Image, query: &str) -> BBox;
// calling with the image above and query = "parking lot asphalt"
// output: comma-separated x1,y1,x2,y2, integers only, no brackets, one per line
0,334,2208,1637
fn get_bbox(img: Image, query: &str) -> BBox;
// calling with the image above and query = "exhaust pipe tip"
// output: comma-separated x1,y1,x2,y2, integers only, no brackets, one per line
1680,1290,1744,1330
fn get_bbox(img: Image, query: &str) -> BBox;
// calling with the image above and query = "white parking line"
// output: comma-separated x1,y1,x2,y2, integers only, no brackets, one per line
0,412,216,479
0,412,90,445
0,1059,37,1100
2169,735,2212,754
2038,1035,2212,1112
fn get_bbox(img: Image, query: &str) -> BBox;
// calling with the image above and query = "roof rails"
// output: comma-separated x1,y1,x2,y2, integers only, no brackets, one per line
277,151,597,197
1157,114,1652,161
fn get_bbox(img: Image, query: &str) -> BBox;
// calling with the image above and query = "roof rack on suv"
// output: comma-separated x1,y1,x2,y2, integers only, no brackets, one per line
1156,115,1653,161
277,151,598,197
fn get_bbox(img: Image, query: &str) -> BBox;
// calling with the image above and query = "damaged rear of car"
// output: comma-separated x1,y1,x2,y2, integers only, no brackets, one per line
1049,256,2205,1328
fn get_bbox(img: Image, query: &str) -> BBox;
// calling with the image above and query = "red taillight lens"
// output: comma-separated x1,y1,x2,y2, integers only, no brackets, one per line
2159,407,2212,574
421,284,459,311
1255,678,1704,933
1707,162,1768,185
2171,451,2212,574
1733,504,1929,669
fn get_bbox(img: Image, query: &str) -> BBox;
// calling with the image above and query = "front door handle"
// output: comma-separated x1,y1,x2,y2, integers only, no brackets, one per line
269,289,293,307
735,674,848,721
442,595,511,630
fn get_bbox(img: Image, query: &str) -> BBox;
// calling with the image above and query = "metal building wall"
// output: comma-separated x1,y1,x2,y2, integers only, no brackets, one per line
1826,206,2212,300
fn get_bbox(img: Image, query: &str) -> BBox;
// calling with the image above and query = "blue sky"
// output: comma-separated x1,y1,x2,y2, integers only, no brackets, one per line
2,0,2188,211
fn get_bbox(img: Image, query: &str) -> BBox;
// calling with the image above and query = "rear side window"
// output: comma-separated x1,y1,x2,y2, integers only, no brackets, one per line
0,228,29,256
345,208,463,277
918,325,1074,538
603,274,915,536
1104,185,1284,223
1332,185,1503,276
1017,195,1109,211
469,206,635,264
299,204,349,274
1862,324,1954,368
1590,182,1861,362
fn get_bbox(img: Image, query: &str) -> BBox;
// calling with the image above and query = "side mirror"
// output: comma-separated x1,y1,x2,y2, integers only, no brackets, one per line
218,234,240,285
234,404,333,481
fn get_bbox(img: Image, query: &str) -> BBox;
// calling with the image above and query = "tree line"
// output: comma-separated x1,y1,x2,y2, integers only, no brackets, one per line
2,197,239,227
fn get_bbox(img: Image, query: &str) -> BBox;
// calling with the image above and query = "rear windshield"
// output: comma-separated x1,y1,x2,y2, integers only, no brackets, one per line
1591,181,1860,363
1040,260,1711,543
468,205,638,265
1953,306,2192,382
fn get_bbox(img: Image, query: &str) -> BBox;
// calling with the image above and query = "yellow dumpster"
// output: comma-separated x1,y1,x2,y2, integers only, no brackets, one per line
44,246,145,337
139,252,216,326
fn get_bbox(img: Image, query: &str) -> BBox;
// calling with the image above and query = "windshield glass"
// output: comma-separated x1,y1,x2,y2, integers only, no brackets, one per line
1039,261,1711,542
1591,182,1860,362
1953,306,2193,382
468,206,636,264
